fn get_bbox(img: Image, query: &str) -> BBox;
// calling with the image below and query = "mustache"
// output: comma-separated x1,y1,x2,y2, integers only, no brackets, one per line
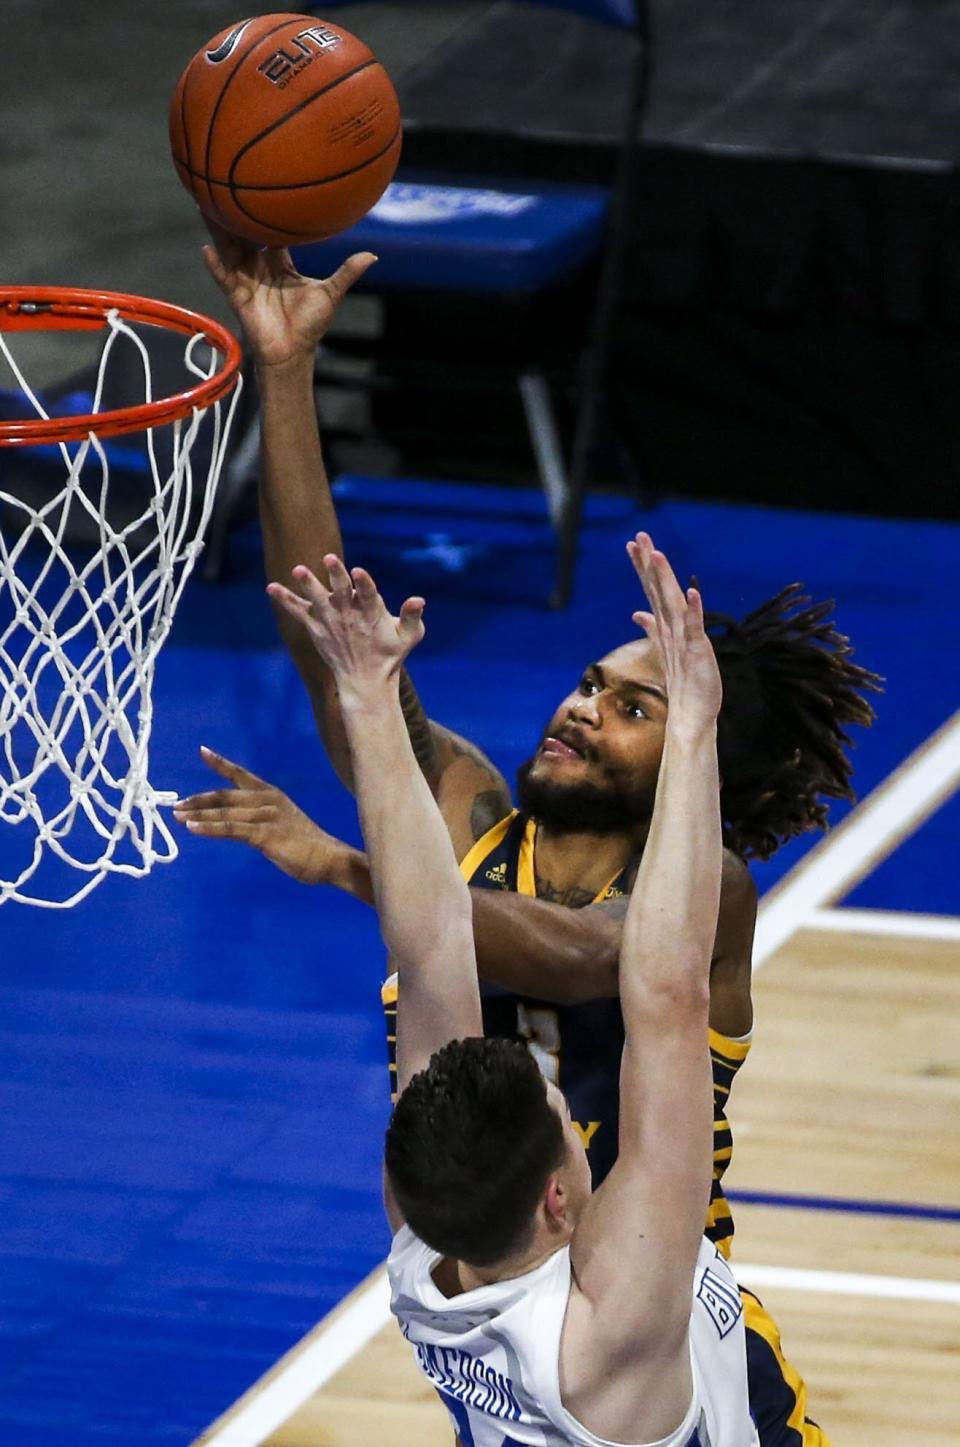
542,723,593,761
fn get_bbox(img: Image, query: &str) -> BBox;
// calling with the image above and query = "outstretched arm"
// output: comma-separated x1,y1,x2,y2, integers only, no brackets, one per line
568,534,722,1376
175,758,754,1033
203,226,377,787
269,557,482,1095
202,228,511,833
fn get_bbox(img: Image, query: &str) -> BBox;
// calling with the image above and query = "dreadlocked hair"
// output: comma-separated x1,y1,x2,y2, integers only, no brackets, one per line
704,584,883,861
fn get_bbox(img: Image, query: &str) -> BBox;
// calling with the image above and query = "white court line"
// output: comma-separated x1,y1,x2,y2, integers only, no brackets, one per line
201,1255,960,1447
807,907,960,942
737,1262,960,1306
197,711,960,1447
197,1270,391,1447
753,711,960,969
201,1256,960,1447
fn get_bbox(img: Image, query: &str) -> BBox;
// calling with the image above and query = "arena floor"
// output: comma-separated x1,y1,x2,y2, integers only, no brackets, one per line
1,484,957,1443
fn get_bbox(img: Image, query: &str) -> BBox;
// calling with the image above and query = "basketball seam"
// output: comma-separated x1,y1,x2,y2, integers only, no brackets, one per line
222,129,402,240
202,16,299,223
225,57,380,205
178,71,193,189
171,122,402,192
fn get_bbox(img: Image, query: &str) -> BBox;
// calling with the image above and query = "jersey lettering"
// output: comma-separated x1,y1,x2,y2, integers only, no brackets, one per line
696,1263,743,1339
415,1341,523,1423
571,1120,601,1148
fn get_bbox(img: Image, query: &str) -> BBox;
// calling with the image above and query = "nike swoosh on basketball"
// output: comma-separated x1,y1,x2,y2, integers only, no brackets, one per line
206,21,252,65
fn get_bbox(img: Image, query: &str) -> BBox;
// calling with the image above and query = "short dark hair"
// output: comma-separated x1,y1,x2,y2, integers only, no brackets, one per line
706,584,884,860
385,1037,566,1267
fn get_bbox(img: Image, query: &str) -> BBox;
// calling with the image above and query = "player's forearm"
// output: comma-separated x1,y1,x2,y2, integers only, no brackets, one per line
307,840,618,1000
256,362,442,792
620,725,721,1023
340,686,476,994
472,892,621,1003
256,358,343,665
256,358,366,786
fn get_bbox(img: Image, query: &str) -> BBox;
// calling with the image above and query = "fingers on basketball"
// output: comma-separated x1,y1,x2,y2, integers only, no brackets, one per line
200,244,227,288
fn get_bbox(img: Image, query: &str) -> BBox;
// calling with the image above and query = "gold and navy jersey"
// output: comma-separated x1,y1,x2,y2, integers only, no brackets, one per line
382,809,751,1259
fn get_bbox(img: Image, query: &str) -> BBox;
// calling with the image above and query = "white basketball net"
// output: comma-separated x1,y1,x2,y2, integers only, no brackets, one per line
0,310,242,907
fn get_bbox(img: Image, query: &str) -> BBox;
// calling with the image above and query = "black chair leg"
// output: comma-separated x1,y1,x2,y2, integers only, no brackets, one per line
553,6,654,608
519,368,568,533
551,372,598,609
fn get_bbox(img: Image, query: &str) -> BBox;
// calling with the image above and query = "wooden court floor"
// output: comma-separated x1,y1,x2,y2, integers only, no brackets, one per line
199,920,960,1447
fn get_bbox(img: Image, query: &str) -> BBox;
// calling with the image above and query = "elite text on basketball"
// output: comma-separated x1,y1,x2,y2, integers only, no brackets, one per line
257,27,342,89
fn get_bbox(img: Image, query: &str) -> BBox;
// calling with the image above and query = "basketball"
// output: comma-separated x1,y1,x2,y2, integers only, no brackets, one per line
169,13,402,247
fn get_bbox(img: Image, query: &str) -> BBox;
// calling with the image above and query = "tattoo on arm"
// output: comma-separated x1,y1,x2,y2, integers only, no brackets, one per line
441,733,512,841
471,790,509,842
398,668,440,783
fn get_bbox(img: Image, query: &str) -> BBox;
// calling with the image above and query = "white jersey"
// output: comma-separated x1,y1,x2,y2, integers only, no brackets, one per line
388,1228,759,1447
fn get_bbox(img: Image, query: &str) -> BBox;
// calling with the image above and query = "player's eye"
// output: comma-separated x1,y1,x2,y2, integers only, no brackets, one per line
578,675,599,695
625,700,647,720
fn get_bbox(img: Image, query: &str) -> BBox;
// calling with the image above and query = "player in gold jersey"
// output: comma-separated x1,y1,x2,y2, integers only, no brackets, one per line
176,229,881,1446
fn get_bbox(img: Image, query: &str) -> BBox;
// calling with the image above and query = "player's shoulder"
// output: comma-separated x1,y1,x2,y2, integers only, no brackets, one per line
719,847,757,914
610,848,755,912
710,850,757,1030
433,723,513,858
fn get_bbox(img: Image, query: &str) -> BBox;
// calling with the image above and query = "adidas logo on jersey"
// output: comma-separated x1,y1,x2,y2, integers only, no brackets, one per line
485,862,508,884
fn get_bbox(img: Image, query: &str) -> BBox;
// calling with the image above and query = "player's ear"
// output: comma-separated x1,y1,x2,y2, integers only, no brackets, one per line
544,1174,568,1226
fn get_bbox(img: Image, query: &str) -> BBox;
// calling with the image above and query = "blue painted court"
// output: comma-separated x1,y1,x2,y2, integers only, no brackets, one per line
1,483,957,1443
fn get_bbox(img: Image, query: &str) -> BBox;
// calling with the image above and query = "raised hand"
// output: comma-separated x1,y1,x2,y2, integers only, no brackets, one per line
626,532,722,732
201,219,376,369
267,555,425,701
173,748,346,885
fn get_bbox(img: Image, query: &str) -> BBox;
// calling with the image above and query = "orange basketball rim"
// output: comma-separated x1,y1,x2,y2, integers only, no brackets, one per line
0,286,243,445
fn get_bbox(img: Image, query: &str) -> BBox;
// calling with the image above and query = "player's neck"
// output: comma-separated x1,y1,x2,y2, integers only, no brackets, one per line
534,822,647,903
436,1240,566,1297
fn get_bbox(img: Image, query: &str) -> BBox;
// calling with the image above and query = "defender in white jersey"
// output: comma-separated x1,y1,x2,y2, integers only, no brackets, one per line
268,534,759,1447
390,1230,752,1447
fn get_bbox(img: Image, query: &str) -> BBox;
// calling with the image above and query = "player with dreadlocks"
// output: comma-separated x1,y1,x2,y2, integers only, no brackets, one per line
176,230,882,1447
708,583,879,861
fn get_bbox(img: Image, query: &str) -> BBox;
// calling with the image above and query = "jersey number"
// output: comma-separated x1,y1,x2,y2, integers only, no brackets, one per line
516,1004,561,1084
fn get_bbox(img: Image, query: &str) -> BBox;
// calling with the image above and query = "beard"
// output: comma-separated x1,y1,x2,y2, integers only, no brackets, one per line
516,756,657,836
